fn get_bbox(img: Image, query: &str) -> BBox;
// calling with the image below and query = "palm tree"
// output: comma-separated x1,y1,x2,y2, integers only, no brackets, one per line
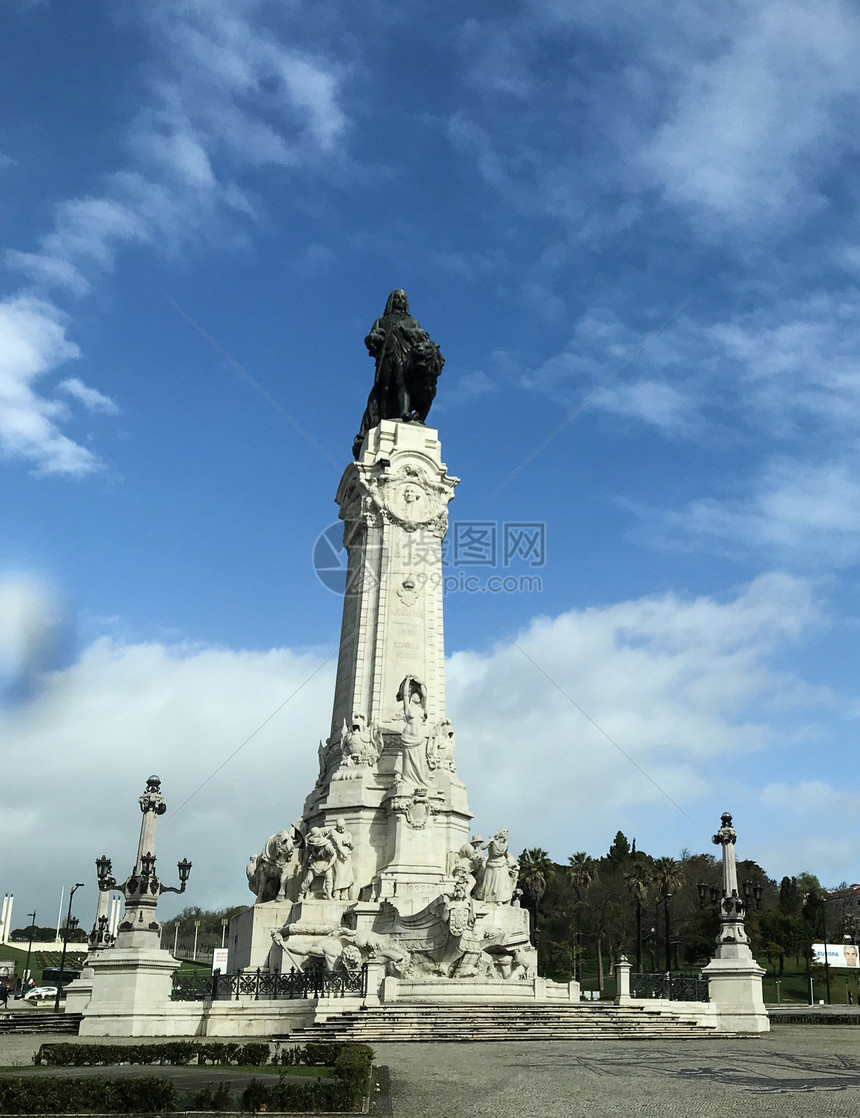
654,857,682,970
519,849,552,948
568,852,597,897
624,862,654,972
567,853,598,983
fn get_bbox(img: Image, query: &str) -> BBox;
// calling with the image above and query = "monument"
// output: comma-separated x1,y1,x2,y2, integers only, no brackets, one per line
701,812,768,1032
231,291,538,991
67,777,193,1034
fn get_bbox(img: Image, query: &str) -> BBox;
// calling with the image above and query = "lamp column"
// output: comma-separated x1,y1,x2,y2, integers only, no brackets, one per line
701,812,768,1032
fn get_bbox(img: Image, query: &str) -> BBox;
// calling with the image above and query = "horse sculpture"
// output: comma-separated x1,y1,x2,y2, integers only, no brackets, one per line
246,828,300,903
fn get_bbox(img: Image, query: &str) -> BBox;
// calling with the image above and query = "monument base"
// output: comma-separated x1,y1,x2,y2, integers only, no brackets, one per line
701,956,769,1033
73,944,181,1037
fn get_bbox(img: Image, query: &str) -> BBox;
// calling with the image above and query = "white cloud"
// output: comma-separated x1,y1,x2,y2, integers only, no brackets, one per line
451,1,860,242
0,0,350,479
640,2,860,225
448,572,825,866
0,637,336,916
58,377,119,415
0,295,96,475
0,573,839,915
5,251,91,297
652,458,860,569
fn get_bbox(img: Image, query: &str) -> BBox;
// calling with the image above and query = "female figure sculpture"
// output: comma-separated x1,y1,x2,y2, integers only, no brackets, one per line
474,830,518,905
395,676,431,790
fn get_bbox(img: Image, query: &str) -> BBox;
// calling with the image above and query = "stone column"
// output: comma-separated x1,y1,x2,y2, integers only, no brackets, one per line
73,777,191,1035
615,955,632,1003
331,419,457,735
298,420,472,911
701,812,768,1033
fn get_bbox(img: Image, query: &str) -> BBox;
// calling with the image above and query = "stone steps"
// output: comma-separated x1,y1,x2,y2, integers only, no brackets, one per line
285,1001,716,1042
0,1011,83,1035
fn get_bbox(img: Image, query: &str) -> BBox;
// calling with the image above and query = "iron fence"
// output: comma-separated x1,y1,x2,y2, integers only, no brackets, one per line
171,964,368,1002
630,972,709,1002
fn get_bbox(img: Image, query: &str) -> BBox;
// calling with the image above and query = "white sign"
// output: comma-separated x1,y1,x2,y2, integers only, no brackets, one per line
212,948,229,974
812,943,860,968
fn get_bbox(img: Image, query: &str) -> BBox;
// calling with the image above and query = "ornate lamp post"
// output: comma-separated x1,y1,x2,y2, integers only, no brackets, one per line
710,813,749,947
816,893,833,1005
662,888,673,973
742,879,763,910
700,811,768,1032
54,884,84,1012
88,855,117,951
107,777,192,948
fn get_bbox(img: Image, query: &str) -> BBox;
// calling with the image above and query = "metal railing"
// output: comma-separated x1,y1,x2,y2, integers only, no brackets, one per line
630,972,709,1002
171,964,368,1002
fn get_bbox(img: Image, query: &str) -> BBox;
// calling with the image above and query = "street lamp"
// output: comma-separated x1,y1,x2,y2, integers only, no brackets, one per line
193,919,201,962
662,889,673,973
54,883,84,1012
819,894,833,1005
19,910,36,999
221,917,228,949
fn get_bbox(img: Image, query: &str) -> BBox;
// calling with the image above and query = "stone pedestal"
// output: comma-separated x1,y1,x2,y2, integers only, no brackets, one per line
702,956,768,1033
69,946,180,1036
615,956,632,1003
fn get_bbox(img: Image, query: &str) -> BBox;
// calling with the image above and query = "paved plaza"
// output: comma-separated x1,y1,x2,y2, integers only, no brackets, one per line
3,1027,860,1116
372,1029,860,1118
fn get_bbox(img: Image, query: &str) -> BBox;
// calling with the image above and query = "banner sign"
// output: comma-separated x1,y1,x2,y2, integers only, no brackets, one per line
812,943,859,968
211,947,229,974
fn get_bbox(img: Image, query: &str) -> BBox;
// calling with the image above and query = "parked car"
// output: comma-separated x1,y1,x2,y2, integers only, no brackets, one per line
23,986,59,1003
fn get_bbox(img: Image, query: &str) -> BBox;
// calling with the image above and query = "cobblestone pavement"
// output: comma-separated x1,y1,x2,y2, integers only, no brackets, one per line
372,1031,860,1118
5,1029,860,1117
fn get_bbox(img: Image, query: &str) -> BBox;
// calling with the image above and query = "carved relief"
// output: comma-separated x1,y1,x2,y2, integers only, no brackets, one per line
427,719,457,772
340,714,382,767
397,576,419,607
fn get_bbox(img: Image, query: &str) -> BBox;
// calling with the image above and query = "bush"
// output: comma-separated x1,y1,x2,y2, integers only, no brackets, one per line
191,1080,233,1111
241,1075,359,1114
34,1039,273,1068
334,1043,373,1083
301,1041,344,1066
240,1044,373,1113
274,1042,303,1065
0,1075,176,1113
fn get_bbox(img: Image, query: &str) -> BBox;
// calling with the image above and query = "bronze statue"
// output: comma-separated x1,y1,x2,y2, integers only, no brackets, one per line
353,289,444,458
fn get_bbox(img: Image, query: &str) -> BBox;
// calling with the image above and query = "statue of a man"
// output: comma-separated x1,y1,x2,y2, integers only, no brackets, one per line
327,817,355,900
299,826,336,899
353,289,444,458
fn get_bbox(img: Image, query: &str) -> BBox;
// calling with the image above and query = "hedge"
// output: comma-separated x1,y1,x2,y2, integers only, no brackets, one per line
241,1044,374,1114
34,1040,271,1067
22,1041,375,1115
0,1075,176,1114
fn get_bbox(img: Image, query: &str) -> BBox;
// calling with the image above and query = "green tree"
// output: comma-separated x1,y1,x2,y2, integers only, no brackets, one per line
624,861,654,971
607,831,632,865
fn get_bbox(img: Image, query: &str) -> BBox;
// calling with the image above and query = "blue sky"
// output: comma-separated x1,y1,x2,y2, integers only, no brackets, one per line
3,0,860,928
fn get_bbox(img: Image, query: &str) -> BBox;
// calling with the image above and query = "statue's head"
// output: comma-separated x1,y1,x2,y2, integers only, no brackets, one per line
336,816,347,831
384,289,409,316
